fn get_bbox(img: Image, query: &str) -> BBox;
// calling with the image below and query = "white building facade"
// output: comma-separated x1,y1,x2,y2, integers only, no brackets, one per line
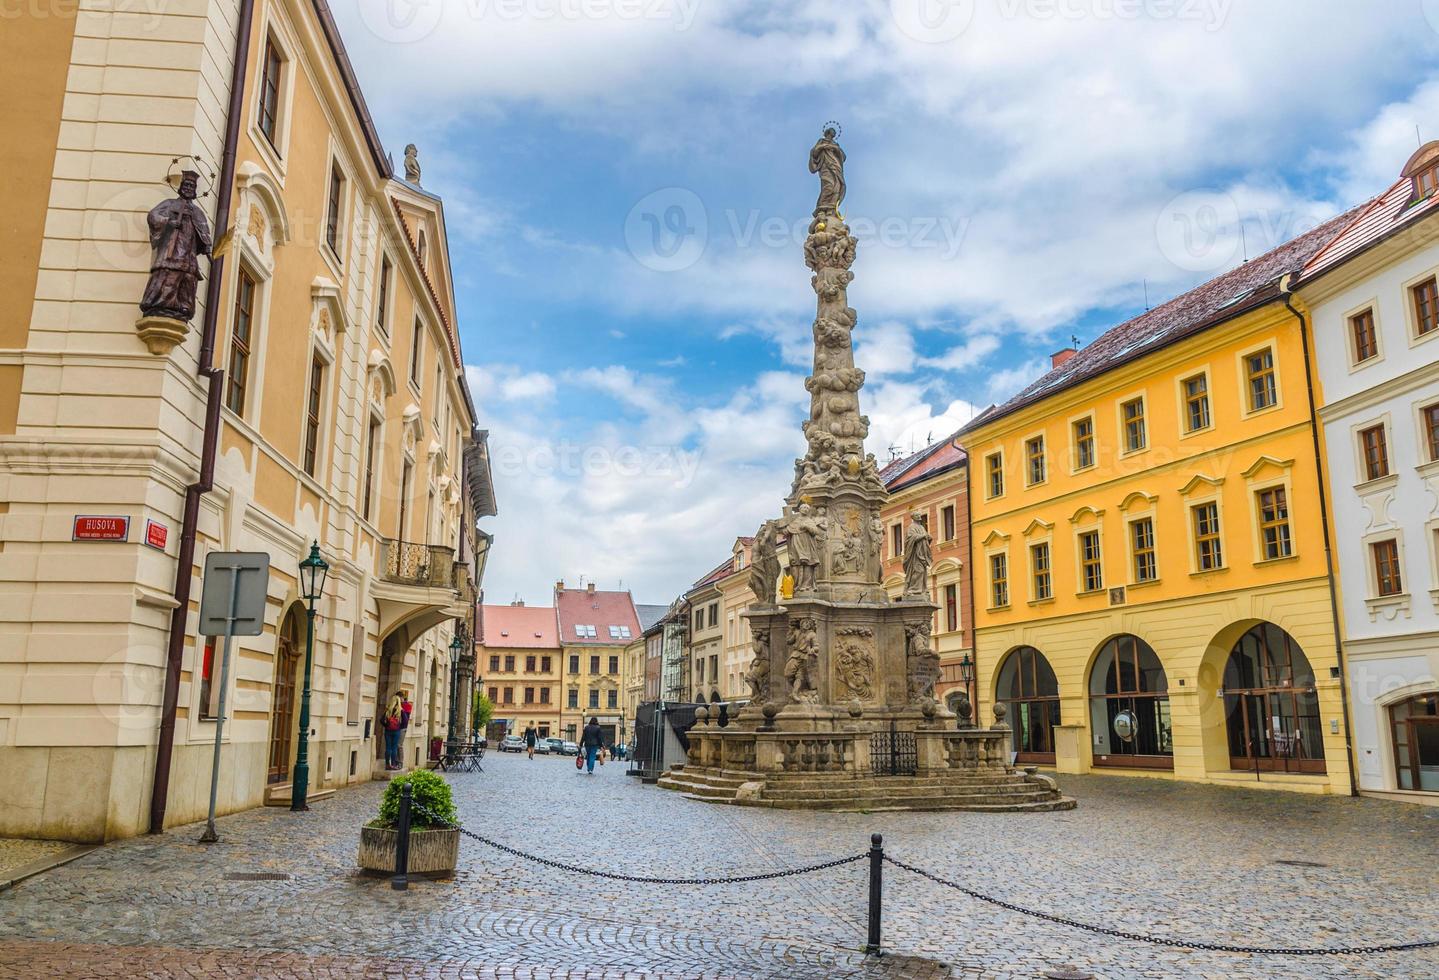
1297,143,1439,804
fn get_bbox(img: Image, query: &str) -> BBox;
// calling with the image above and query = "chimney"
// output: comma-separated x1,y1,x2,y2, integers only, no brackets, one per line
1051,347,1078,369
586,582,596,595
511,599,525,607
554,579,565,593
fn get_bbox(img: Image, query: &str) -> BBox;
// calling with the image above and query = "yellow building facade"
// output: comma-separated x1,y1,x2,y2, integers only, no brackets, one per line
0,0,492,841
960,218,1360,796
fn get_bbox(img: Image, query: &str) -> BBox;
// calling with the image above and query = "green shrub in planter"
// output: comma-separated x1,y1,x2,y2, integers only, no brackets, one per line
375,770,457,829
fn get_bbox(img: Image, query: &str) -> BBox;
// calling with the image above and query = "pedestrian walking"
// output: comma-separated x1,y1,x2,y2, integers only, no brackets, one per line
524,724,538,760
381,692,404,770
581,717,604,774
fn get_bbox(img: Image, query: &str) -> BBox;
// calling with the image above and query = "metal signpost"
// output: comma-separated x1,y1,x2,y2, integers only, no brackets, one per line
196,551,270,843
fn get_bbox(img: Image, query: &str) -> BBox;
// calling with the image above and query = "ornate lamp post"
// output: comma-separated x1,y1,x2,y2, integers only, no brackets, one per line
291,541,328,812
448,631,464,751
957,653,976,728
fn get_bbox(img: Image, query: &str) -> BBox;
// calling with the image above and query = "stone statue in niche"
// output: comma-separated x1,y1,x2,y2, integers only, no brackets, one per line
404,143,422,185
905,621,941,703
140,171,211,323
831,530,864,576
784,617,820,704
744,628,771,702
748,520,781,605
808,126,846,218
785,504,826,593
902,511,933,598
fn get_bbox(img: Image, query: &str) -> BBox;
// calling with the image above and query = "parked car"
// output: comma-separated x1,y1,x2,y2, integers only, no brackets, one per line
498,734,525,753
534,737,550,754
545,737,569,755
562,740,580,756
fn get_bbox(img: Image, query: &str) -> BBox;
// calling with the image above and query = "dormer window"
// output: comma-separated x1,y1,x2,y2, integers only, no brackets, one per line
1401,141,1439,204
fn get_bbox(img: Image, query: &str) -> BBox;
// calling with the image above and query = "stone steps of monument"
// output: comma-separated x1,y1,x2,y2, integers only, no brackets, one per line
760,782,1049,802
745,796,1076,813
760,774,1041,792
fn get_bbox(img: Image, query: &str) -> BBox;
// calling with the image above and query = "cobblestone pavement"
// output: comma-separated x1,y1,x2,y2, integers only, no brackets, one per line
1,752,1436,978
0,839,69,878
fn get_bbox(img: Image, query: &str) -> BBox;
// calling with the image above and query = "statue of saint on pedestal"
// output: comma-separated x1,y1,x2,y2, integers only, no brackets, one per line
140,171,211,323
404,143,422,185
748,520,781,605
902,511,932,598
808,127,846,217
785,504,826,593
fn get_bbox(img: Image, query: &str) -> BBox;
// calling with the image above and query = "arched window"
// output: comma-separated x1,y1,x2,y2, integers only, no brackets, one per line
1222,623,1326,774
1088,635,1172,768
995,646,1060,763
1389,693,1438,791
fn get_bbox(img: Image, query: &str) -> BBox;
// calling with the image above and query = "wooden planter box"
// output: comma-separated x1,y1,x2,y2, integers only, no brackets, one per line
358,825,459,877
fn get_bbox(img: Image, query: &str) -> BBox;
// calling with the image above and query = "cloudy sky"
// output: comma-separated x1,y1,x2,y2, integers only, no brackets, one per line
331,0,1439,605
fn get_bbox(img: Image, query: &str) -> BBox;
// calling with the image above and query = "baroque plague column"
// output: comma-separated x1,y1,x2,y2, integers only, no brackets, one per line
660,129,1072,811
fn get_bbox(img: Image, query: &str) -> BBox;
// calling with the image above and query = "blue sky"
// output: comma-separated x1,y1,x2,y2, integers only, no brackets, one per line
330,0,1439,604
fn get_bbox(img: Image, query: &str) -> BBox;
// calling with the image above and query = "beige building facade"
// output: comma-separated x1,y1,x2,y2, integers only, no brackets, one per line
0,0,493,842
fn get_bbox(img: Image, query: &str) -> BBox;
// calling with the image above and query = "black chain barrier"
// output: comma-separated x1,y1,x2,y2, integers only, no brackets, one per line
390,789,1434,959
414,804,865,885
883,854,1439,957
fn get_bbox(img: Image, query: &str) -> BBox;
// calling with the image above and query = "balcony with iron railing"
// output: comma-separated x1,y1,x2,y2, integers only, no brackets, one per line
380,539,457,589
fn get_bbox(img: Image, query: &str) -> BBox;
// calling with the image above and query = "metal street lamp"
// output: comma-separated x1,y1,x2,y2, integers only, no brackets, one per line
291,541,328,812
958,653,976,728
448,631,464,753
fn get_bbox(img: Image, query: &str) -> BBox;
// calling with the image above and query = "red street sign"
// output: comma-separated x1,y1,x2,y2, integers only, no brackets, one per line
72,516,130,541
144,520,168,551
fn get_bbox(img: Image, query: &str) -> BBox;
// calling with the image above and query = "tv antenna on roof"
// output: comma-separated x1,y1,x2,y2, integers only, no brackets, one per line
1240,222,1249,264
1142,279,1149,311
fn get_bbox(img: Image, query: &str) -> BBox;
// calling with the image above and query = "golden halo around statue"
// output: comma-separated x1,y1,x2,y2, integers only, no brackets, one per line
164,155,218,198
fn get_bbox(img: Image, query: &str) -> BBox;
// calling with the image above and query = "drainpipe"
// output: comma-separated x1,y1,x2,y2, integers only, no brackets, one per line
963,456,977,716
149,0,256,834
1283,286,1359,798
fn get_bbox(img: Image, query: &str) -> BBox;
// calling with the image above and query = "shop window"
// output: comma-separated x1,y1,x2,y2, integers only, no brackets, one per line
1088,634,1172,768
996,646,1060,764
1223,623,1326,774
1389,693,1439,791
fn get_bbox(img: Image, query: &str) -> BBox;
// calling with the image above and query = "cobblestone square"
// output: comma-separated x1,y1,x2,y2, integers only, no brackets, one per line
1,754,1435,979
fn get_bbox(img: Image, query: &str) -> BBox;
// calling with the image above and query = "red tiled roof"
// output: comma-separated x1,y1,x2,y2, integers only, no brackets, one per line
1298,179,1439,283
479,604,560,649
961,203,1370,434
554,588,641,645
691,556,734,590
884,436,966,493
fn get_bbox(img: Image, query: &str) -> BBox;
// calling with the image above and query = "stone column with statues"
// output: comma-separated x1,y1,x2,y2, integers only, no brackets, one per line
659,125,1073,813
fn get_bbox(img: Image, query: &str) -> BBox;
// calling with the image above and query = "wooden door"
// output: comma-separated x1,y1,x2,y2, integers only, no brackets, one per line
267,613,300,783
